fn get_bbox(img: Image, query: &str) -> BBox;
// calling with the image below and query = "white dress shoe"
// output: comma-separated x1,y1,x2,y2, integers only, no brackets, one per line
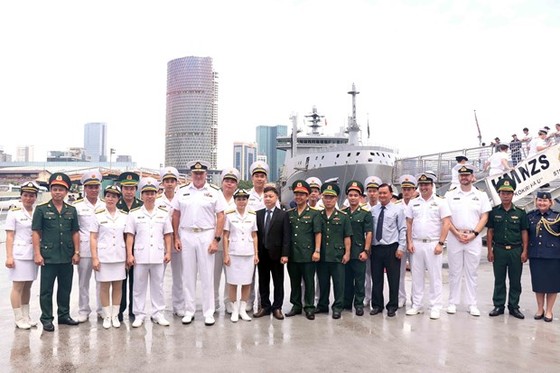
398,300,406,309
131,318,144,328
77,314,89,323
182,314,194,324
204,316,215,326
447,304,456,314
469,306,481,317
173,310,185,317
151,314,170,326
225,302,234,315
405,307,423,316
430,309,441,320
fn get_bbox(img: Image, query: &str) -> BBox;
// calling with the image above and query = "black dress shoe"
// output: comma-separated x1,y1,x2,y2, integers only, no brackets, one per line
355,307,364,316
285,308,302,317
489,307,505,317
58,317,79,326
253,309,271,318
534,313,544,320
509,308,525,319
332,311,341,319
544,314,553,322
42,322,55,332
387,309,397,317
305,311,315,320
272,309,284,320
370,307,383,316
314,307,328,314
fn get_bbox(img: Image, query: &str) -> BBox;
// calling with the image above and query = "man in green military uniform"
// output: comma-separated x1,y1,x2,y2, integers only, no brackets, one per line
32,172,80,332
286,180,322,320
116,171,143,322
341,180,372,316
487,177,529,319
315,182,352,319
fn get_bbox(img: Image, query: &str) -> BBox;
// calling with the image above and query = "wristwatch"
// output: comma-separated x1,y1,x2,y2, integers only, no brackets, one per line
437,241,445,246
473,231,479,237
214,236,221,242
74,252,80,256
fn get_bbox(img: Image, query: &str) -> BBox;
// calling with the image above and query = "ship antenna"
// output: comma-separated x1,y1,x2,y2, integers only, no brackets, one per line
474,109,482,146
347,83,361,146
304,106,324,135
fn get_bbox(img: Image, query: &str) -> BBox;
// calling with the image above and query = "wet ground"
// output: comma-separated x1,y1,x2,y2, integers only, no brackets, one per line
1,241,559,373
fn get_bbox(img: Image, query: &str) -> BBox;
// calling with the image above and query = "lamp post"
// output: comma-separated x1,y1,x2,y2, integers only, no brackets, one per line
109,148,116,170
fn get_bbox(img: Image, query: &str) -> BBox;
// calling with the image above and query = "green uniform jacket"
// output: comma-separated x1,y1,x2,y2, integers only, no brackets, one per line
320,209,353,262
486,204,529,245
288,206,322,263
117,197,143,213
32,200,79,264
341,206,373,259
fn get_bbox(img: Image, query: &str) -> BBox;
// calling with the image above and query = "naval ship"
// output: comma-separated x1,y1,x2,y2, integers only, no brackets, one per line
277,84,396,205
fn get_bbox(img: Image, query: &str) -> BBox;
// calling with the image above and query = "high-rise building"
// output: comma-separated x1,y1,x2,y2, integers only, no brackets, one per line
16,146,34,162
233,142,257,180
165,56,218,172
84,122,107,162
256,125,287,181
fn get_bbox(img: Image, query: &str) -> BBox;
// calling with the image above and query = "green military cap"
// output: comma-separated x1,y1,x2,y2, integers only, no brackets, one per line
49,172,71,190
292,180,311,194
233,188,250,198
20,181,40,194
104,184,121,197
496,178,515,192
345,180,364,195
321,182,340,196
118,171,140,186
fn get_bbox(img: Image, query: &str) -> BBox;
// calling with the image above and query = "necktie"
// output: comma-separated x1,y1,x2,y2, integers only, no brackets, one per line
376,206,385,242
265,209,272,233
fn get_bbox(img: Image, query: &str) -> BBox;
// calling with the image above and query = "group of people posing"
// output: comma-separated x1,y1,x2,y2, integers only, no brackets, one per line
4,159,560,332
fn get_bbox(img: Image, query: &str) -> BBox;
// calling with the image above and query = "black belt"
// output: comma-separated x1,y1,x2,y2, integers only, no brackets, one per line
494,243,521,250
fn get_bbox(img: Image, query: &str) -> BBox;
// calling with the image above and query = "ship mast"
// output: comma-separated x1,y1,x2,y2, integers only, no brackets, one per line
347,83,360,146
304,106,324,135
290,113,298,157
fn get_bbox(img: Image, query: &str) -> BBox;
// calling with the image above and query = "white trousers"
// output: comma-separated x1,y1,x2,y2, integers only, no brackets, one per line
181,229,215,318
447,235,481,307
399,250,411,304
78,257,101,316
133,263,165,319
410,241,442,311
213,250,230,307
170,249,184,313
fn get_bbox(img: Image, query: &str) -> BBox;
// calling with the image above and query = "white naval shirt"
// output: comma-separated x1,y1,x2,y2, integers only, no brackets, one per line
156,193,177,217
91,208,128,263
4,206,34,260
74,198,106,257
248,188,265,212
224,209,257,256
404,194,451,240
172,183,227,229
125,205,173,264
444,187,492,231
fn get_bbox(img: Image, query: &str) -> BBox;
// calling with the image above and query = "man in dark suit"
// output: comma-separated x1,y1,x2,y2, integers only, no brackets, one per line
254,185,291,320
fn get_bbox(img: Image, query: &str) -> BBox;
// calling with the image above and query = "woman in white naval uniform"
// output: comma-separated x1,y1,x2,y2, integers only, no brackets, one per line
125,177,173,328
223,189,259,322
90,185,128,328
4,181,40,329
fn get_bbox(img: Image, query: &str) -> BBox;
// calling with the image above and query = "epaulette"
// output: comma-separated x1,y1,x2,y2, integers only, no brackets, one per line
95,208,106,214
73,198,84,204
158,206,168,212
9,206,21,211
394,200,402,205
129,206,142,213
287,207,296,212
447,187,457,192
209,183,220,191
336,209,347,215
118,209,129,215
248,210,256,215
360,206,371,211
179,183,191,189
156,194,163,199
225,209,236,214
309,206,319,211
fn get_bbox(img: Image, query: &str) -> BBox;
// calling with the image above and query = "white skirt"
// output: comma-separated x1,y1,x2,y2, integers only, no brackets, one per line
8,259,38,281
95,262,126,282
226,255,255,285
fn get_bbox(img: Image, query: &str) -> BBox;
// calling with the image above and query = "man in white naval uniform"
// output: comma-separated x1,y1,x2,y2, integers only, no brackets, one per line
215,168,240,314
405,172,451,320
126,177,173,328
75,170,105,322
444,164,491,317
397,174,418,308
363,175,382,308
246,161,270,312
172,160,227,326
156,167,183,316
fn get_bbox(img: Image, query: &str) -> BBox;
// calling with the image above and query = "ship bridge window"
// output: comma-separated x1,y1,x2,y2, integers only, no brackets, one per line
336,154,340,158
356,152,360,156
347,153,351,157
321,156,325,160
368,158,373,162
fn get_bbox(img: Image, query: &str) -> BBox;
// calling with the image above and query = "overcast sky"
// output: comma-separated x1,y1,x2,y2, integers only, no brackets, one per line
1,0,558,169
